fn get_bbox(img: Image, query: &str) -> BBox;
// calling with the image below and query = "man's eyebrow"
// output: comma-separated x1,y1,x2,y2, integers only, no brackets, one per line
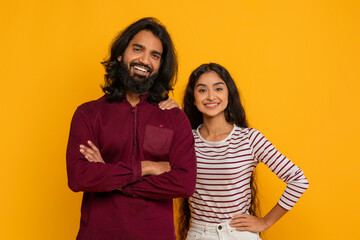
132,43,162,56
132,43,145,49
151,50,162,56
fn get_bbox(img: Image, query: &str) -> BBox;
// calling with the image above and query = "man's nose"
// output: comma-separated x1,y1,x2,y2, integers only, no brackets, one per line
139,52,151,66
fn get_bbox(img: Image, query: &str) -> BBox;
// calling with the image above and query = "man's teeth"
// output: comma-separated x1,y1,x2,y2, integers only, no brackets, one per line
134,66,147,72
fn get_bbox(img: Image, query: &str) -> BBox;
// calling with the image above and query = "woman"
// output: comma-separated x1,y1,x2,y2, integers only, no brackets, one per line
178,63,309,240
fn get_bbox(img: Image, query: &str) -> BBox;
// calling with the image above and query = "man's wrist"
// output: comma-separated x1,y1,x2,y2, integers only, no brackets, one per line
141,161,153,176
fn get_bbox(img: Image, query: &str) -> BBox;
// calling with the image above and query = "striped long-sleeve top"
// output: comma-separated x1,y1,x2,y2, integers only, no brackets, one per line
190,125,309,224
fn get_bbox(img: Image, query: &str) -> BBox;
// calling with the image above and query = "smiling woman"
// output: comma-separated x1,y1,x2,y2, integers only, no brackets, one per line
194,71,229,122
178,63,309,240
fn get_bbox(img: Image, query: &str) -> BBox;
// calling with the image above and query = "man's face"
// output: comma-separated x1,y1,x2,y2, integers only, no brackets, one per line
118,30,163,81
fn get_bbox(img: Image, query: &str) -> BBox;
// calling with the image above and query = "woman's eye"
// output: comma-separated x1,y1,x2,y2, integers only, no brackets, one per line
198,89,206,93
134,48,141,52
216,88,223,91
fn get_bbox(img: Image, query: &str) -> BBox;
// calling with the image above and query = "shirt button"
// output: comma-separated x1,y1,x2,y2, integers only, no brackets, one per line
218,225,222,230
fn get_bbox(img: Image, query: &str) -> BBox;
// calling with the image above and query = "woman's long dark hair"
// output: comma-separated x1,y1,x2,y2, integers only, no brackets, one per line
101,17,178,103
178,63,260,240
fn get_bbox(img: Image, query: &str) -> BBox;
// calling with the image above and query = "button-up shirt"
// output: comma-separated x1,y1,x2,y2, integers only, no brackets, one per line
66,95,196,240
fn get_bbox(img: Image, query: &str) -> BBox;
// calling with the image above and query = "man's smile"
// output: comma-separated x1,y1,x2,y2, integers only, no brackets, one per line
133,65,149,76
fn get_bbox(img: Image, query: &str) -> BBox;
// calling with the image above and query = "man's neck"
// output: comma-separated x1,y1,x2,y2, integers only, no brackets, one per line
126,91,145,107
126,91,141,107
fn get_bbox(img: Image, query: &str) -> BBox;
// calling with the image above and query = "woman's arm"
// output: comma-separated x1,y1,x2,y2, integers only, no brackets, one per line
230,129,309,232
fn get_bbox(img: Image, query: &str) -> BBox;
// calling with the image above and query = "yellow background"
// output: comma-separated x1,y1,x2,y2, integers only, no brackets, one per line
1,0,359,239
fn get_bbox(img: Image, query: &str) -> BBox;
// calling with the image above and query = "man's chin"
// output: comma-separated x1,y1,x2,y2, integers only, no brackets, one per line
131,75,148,82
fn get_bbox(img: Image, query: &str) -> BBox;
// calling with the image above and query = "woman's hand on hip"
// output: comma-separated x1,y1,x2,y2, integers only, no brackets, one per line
229,214,269,233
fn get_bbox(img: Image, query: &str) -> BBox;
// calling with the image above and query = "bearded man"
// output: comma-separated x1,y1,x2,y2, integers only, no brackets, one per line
66,17,196,240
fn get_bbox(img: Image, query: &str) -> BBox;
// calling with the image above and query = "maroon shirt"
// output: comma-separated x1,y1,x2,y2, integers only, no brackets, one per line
66,95,196,240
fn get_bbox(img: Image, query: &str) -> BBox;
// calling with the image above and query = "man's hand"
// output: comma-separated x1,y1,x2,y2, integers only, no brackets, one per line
141,161,171,176
158,98,181,110
79,141,105,164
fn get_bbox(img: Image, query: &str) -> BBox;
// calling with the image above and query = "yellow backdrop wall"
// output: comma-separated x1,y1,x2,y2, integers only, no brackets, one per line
1,0,359,239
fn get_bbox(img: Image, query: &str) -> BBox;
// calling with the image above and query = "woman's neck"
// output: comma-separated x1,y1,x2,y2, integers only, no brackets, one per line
200,114,234,142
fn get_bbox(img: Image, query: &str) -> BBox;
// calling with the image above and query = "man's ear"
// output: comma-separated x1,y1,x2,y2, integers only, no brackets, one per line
117,55,122,62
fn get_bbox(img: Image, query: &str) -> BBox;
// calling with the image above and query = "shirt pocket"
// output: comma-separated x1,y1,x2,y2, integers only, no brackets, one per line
143,124,174,156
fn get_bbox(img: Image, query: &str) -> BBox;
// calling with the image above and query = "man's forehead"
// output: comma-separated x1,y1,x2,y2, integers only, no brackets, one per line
128,30,163,52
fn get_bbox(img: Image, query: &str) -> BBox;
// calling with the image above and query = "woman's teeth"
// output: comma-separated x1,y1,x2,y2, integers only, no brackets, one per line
205,103,219,107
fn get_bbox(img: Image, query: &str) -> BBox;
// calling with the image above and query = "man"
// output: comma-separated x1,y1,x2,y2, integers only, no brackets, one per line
66,17,196,240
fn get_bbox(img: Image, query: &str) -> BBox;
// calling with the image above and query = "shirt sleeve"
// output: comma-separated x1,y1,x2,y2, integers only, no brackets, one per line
122,111,197,199
66,105,142,192
248,129,309,210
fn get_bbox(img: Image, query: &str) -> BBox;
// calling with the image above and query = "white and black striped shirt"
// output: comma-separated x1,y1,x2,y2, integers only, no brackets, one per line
190,125,309,224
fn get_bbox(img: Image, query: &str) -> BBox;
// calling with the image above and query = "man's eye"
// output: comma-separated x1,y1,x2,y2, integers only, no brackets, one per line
152,54,160,60
134,48,141,52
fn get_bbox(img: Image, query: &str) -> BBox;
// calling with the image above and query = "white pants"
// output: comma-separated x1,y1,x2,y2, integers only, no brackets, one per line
186,221,261,240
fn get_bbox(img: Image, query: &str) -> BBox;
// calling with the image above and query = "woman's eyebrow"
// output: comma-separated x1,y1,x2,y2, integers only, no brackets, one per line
195,83,207,88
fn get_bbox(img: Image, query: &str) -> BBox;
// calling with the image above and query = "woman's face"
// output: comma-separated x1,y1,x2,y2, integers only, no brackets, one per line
194,71,229,119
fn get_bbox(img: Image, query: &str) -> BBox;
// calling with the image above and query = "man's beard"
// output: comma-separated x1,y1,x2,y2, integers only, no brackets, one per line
118,60,158,94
